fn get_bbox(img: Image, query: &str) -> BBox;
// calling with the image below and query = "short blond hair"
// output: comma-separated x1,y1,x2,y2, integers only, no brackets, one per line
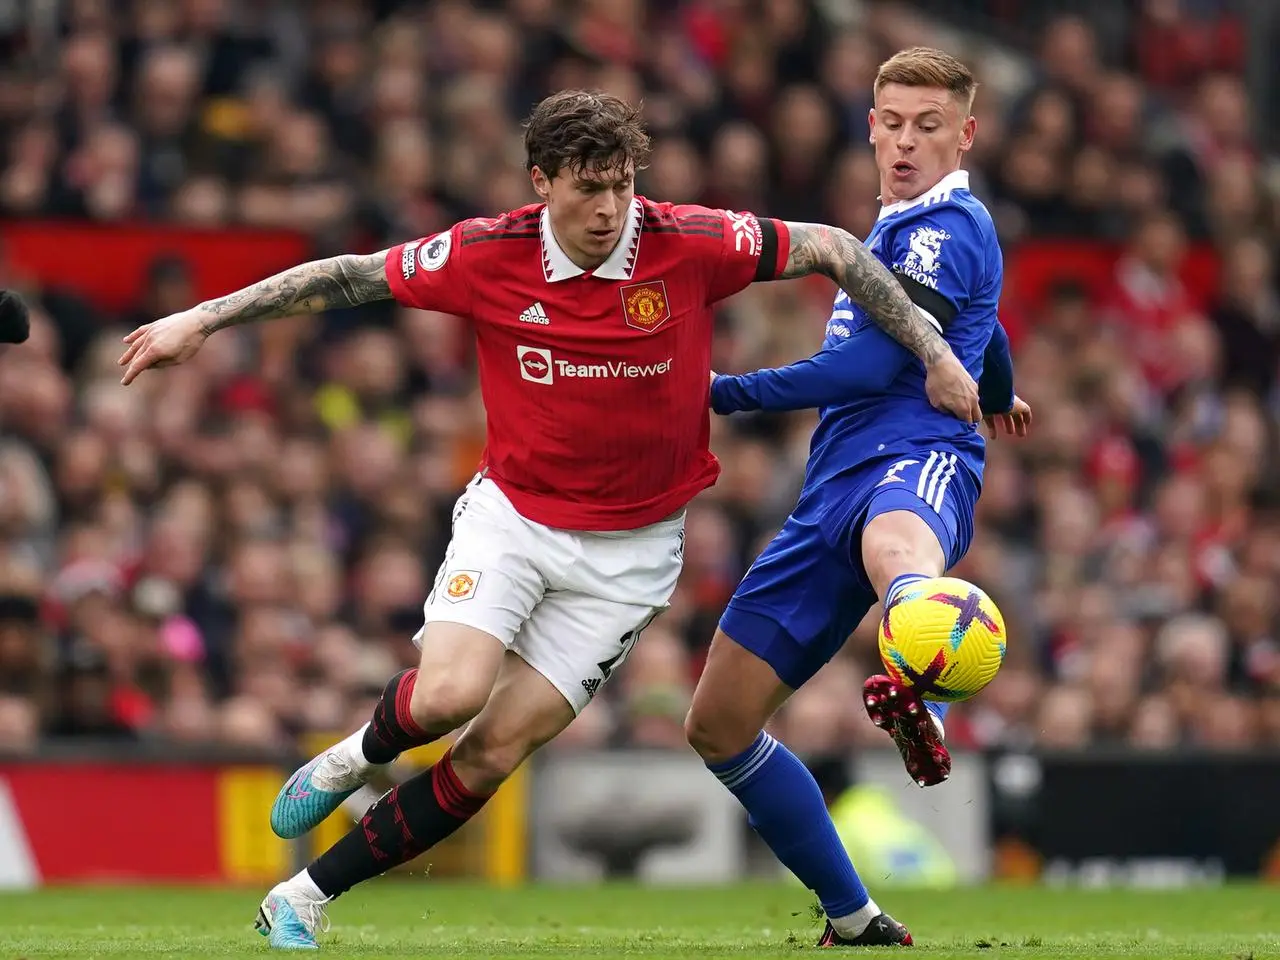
875,46,977,112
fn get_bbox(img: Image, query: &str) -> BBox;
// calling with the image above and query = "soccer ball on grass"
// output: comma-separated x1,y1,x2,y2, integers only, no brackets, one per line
877,576,1006,702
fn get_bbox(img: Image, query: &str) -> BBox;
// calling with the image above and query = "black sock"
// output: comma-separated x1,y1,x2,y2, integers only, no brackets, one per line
361,668,435,764
307,748,491,898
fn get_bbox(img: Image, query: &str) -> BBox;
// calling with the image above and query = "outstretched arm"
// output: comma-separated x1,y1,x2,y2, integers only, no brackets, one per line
711,325,911,414
711,320,1024,417
194,252,392,334
780,222,980,422
119,251,392,384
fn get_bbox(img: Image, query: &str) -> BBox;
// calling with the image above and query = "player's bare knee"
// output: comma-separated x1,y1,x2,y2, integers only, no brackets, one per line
450,748,514,795
449,733,528,794
683,705,750,765
683,708,722,761
863,533,918,582
862,512,945,596
685,631,788,763
408,672,488,733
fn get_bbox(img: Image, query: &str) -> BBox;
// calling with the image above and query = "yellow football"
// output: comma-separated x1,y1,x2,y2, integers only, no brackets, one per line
878,576,1007,702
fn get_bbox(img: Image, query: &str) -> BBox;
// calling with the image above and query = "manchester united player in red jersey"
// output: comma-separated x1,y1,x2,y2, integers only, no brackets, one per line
118,91,979,949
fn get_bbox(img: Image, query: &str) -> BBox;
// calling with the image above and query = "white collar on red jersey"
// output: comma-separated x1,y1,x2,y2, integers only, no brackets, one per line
540,198,644,282
876,169,970,221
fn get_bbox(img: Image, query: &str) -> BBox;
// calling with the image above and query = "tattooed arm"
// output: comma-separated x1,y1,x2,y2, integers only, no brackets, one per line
780,222,981,421
196,251,392,334
117,251,392,384
781,222,949,365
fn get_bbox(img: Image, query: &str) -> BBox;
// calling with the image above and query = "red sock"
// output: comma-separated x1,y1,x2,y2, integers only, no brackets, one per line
430,747,490,819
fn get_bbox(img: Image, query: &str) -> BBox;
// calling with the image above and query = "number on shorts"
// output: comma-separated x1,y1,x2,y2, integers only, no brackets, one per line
597,610,661,682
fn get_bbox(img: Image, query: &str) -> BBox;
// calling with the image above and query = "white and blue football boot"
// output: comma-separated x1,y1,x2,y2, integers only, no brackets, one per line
254,880,330,950
270,723,387,839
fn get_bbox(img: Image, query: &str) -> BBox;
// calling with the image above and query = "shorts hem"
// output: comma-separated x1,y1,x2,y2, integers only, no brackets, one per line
718,604,825,690
862,487,955,568
509,647,587,716
417,612,515,649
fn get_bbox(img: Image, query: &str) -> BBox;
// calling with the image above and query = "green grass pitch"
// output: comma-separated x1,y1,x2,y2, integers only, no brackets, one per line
0,881,1276,958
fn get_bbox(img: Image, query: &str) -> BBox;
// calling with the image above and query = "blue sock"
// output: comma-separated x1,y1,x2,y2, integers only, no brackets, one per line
885,573,950,729
709,732,876,927
885,572,929,607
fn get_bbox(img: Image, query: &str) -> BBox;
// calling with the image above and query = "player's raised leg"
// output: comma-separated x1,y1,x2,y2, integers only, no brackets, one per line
259,556,666,949
269,620,506,841
860,506,954,788
257,650,575,950
270,478,543,841
685,515,911,947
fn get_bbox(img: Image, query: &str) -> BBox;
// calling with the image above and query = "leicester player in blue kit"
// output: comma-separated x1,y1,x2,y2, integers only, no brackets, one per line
684,48,1031,947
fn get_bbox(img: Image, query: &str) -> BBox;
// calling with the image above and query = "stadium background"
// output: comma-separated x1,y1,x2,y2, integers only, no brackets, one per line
0,0,1278,891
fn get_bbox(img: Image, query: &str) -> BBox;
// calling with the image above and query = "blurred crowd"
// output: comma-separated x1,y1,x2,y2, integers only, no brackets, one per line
1,0,1279,762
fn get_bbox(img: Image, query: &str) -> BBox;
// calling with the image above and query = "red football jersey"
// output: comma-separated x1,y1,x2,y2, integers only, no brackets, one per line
385,197,790,531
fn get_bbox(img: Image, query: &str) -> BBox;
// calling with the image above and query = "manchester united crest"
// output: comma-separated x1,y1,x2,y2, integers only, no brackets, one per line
442,570,481,603
620,280,671,333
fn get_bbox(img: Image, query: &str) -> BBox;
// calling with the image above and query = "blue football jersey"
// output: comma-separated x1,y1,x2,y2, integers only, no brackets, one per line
805,170,1002,489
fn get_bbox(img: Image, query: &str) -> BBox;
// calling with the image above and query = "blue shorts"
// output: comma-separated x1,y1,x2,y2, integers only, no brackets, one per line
720,449,979,689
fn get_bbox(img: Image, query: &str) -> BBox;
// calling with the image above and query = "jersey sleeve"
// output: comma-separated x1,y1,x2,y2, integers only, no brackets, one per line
385,222,472,316
679,206,790,305
887,206,986,331
978,321,1015,416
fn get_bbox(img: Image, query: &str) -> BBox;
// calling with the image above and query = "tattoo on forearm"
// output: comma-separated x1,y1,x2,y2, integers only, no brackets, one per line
196,252,391,335
782,223,948,364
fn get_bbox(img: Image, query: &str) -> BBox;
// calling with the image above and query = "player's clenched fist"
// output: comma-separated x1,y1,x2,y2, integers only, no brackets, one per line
924,351,981,423
118,309,210,385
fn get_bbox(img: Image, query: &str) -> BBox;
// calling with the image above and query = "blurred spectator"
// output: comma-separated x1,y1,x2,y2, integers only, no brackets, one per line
1211,235,1280,398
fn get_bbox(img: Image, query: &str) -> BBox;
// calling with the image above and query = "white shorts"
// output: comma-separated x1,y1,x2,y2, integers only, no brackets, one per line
416,476,685,714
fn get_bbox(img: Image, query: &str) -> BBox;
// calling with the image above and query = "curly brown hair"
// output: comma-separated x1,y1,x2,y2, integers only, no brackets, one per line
523,90,652,181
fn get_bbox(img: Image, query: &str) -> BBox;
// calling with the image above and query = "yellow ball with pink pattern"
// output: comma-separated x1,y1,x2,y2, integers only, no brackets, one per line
878,576,1006,702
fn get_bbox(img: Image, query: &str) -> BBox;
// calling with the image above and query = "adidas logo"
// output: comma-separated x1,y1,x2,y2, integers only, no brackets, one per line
519,302,550,325
580,677,601,700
